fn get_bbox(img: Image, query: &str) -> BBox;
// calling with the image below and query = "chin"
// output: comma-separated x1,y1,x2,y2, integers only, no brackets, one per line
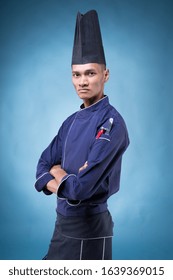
78,93,90,99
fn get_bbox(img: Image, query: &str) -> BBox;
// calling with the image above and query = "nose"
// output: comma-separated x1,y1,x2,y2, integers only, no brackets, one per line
79,75,89,87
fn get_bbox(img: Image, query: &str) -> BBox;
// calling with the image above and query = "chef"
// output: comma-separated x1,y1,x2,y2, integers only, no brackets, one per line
35,10,129,260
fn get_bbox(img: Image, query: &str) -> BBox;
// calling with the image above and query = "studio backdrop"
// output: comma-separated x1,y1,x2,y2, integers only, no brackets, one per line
0,0,173,259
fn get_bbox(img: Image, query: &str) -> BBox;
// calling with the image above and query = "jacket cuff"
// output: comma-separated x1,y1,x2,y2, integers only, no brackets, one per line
35,172,54,193
57,174,76,199
42,186,53,195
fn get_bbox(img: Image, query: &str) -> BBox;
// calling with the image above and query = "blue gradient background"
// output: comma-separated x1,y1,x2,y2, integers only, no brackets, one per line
0,0,172,260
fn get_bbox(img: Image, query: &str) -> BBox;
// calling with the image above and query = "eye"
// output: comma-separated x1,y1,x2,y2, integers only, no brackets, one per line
88,71,96,77
72,73,80,78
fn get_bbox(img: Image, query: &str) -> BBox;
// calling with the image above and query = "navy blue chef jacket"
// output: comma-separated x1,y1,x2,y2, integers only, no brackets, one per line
35,96,129,217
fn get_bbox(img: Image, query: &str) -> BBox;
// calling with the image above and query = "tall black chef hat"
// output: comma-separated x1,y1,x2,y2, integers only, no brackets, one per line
71,10,106,65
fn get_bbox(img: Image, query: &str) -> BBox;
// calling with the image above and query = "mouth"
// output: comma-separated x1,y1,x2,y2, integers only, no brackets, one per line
78,89,89,93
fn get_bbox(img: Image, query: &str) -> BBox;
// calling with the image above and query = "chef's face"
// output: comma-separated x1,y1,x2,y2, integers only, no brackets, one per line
72,63,109,107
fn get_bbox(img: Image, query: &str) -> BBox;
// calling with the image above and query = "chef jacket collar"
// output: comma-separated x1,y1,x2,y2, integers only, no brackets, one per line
77,95,109,118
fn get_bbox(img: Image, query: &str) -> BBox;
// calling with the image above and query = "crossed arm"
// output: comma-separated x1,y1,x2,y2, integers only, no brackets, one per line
46,165,67,194
46,162,88,194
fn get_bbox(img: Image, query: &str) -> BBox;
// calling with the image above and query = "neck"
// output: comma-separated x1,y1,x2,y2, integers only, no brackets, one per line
83,93,104,108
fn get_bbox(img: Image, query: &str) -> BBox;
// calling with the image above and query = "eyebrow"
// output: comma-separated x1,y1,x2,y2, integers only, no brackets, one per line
72,69,97,74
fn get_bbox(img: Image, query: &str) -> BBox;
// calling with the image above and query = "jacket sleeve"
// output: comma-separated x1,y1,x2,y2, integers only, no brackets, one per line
57,119,129,201
35,126,63,195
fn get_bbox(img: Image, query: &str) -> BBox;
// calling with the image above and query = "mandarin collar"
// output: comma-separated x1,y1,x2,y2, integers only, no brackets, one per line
77,96,109,118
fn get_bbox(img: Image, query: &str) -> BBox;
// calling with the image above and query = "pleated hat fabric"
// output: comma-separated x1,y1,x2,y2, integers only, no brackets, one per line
71,10,106,65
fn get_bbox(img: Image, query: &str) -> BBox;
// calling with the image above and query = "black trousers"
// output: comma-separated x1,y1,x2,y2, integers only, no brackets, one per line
45,211,114,260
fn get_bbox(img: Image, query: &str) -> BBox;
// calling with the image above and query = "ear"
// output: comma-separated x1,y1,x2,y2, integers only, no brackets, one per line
104,69,110,83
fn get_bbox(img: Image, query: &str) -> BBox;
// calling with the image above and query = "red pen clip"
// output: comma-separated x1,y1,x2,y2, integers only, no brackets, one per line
96,129,105,139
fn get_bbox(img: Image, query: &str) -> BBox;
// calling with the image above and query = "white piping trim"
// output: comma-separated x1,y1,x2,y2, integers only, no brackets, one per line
56,196,66,200
66,200,81,206
62,115,78,168
61,234,113,241
35,172,49,183
80,240,83,260
57,174,77,200
102,238,106,260
59,173,77,186
98,137,110,142
80,95,108,111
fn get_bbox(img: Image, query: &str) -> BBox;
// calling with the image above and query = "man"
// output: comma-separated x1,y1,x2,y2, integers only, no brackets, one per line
35,10,129,260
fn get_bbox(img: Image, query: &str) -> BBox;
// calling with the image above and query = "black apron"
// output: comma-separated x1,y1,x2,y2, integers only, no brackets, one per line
44,210,114,260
